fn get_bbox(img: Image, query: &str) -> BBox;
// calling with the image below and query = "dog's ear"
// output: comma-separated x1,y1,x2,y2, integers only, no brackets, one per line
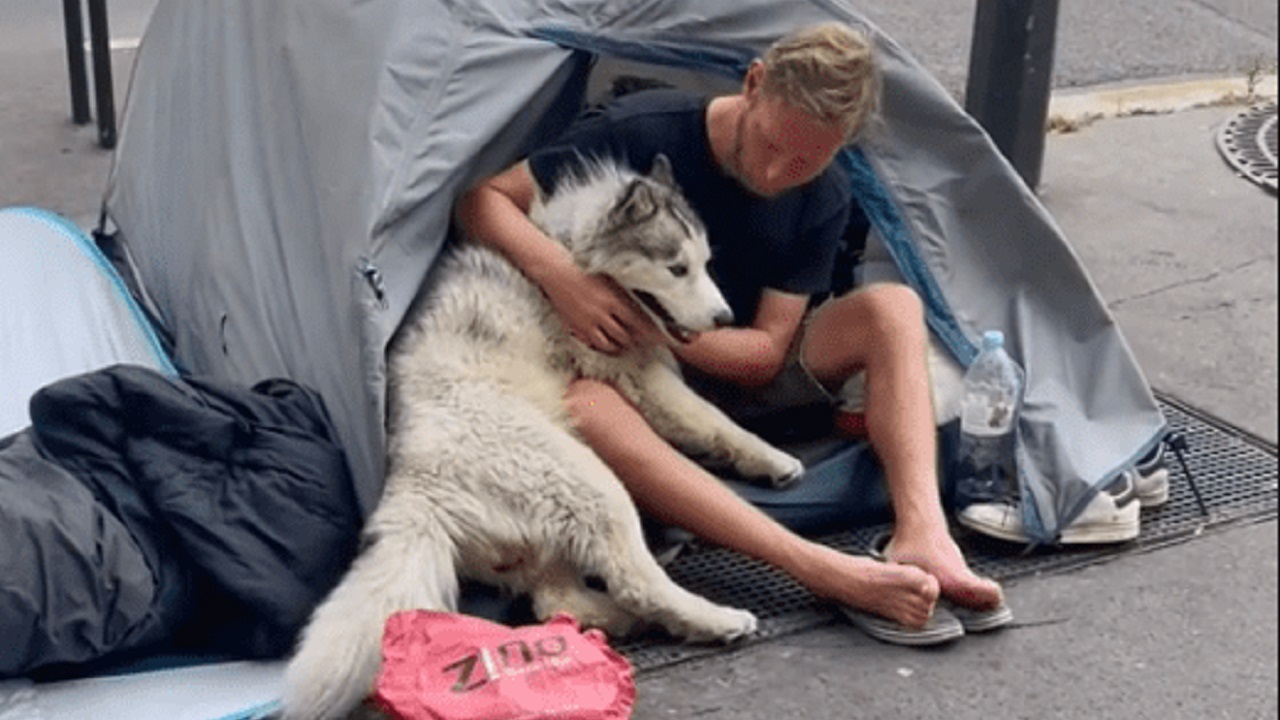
649,153,675,188
609,178,659,228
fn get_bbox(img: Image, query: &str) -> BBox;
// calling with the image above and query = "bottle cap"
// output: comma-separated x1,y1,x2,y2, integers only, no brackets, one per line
981,330,1004,350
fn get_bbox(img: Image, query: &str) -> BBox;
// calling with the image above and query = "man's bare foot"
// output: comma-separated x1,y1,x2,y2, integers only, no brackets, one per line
795,544,940,629
883,530,1004,611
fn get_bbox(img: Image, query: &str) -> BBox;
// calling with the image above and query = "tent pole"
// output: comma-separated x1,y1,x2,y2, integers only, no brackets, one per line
86,0,117,149
61,0,91,125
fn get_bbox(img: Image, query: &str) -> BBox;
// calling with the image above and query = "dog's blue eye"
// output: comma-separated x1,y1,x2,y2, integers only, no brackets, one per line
669,264,688,278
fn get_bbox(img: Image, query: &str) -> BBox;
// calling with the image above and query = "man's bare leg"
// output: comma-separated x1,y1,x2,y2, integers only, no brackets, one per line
802,284,1003,611
566,378,940,629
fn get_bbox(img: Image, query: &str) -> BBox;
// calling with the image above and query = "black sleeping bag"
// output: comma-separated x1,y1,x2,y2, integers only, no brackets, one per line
0,365,361,677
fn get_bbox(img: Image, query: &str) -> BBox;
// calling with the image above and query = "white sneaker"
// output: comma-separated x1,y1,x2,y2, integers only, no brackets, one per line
959,471,1142,544
1133,443,1170,507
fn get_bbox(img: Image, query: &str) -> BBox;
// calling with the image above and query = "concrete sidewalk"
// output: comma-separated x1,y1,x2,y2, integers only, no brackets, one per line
630,100,1278,720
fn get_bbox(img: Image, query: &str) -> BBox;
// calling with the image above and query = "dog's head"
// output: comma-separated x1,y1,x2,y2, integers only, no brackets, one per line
578,154,733,343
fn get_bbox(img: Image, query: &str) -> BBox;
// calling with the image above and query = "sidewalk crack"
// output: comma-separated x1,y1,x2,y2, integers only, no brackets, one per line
1109,257,1268,308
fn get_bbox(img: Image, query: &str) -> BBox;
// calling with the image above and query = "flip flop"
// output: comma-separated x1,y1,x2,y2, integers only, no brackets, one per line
942,599,1014,633
867,531,1014,634
838,603,964,647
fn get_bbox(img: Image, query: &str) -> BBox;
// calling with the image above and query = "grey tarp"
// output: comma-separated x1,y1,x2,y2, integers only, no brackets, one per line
103,0,1166,543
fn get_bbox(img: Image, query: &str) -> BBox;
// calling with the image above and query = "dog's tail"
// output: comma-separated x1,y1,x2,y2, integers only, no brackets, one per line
281,503,458,720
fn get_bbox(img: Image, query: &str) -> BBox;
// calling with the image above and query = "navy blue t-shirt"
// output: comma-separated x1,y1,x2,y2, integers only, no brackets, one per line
527,89,859,326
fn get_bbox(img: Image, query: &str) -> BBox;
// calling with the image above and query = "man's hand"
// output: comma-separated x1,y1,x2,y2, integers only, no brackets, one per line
543,264,661,355
455,160,661,355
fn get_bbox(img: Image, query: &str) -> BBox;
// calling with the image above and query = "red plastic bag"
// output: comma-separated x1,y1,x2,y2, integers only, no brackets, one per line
373,611,636,720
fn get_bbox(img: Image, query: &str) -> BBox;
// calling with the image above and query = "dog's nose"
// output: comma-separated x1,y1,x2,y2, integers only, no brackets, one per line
714,310,735,328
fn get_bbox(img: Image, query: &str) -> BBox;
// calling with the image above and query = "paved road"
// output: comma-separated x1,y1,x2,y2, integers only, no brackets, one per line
856,0,1277,98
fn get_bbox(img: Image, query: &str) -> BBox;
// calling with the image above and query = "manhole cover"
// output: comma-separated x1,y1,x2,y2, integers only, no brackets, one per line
1216,101,1278,193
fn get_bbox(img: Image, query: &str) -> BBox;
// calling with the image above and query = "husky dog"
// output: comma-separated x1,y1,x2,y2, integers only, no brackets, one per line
281,154,804,720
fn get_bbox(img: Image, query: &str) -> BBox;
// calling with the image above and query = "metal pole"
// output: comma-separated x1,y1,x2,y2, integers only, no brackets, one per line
86,0,117,149
61,0,91,125
964,0,1060,190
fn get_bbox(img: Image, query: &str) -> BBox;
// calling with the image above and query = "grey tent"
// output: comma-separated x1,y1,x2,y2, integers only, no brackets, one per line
102,0,1166,546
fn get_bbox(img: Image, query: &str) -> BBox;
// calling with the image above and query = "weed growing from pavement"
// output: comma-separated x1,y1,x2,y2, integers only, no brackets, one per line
1242,55,1279,100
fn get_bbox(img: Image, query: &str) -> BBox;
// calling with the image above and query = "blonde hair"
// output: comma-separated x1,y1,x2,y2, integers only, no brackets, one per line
759,23,881,141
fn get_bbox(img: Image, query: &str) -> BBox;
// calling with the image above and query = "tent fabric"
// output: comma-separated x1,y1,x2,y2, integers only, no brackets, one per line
0,207,175,438
103,0,1166,543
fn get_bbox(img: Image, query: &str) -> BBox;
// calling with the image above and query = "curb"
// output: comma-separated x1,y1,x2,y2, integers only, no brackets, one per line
1048,74,1278,132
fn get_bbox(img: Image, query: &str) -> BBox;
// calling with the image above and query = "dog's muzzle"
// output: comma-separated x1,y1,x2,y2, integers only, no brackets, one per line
631,290,699,344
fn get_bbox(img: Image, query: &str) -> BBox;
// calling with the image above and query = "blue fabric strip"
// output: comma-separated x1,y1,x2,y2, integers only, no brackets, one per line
210,699,280,720
838,150,980,366
528,25,755,80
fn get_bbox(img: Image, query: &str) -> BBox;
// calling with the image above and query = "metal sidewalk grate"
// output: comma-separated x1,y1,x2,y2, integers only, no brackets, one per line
620,393,1279,672
1216,101,1278,194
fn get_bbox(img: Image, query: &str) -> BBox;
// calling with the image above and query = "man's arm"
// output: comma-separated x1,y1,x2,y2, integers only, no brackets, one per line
454,161,656,354
673,289,809,387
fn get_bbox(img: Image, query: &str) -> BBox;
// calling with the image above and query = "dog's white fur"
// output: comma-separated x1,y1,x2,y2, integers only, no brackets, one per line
281,156,804,720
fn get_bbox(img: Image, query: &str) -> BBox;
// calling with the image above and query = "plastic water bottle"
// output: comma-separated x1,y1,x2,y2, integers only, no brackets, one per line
955,330,1025,507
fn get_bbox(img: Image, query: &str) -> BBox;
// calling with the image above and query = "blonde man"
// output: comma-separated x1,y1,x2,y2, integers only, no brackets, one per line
456,24,1008,644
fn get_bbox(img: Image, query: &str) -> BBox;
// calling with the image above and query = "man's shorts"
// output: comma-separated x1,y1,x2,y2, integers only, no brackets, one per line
681,302,841,443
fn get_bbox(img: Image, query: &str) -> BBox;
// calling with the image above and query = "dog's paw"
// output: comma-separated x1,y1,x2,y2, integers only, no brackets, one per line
765,451,805,489
567,603,641,639
734,445,805,489
680,605,759,644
